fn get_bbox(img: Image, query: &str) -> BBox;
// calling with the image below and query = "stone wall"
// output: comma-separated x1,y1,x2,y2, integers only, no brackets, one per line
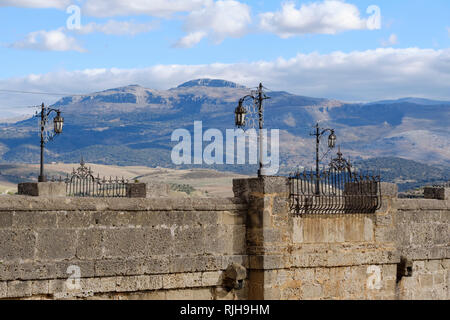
0,196,247,299
394,199,449,300
233,177,449,300
0,177,449,300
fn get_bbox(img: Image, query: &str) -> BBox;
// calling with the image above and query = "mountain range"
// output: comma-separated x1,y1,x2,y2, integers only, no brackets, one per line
0,78,448,184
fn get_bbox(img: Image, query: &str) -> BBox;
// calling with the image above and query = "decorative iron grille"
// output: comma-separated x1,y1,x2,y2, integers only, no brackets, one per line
289,169,382,216
51,159,129,197
433,182,450,188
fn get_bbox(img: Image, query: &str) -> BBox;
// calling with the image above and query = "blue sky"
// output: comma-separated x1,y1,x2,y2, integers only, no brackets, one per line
0,0,449,117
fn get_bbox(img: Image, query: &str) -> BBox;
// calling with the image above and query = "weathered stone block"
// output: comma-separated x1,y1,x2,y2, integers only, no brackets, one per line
303,283,324,300
137,275,163,291
115,275,141,292
13,211,56,229
197,211,219,225
223,225,246,255
292,218,303,244
95,259,136,277
379,182,398,198
126,183,147,198
141,257,170,275
48,279,67,295
0,281,7,298
201,271,222,287
56,211,94,228
0,229,36,261
173,226,204,255
76,229,103,259
433,273,445,285
36,229,77,261
145,228,173,256
424,259,443,272
78,277,101,294
162,273,185,290
18,182,66,197
7,280,32,298
218,211,245,225
0,212,13,228
262,176,289,195
146,182,170,198
102,228,147,259
98,277,118,293
249,255,285,270
18,262,56,281
272,196,288,216
55,260,95,279
419,274,434,288
183,272,203,288
31,280,50,296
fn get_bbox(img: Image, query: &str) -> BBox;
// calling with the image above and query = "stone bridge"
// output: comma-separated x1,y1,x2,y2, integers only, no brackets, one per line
0,178,448,300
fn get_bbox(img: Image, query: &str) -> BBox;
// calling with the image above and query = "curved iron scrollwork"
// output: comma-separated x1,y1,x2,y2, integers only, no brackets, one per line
329,147,352,174
58,158,129,197
289,168,382,216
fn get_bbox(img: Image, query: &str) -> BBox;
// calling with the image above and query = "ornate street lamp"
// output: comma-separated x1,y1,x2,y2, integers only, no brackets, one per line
36,103,64,182
53,111,64,134
328,131,336,149
311,123,336,195
234,101,247,128
235,83,270,177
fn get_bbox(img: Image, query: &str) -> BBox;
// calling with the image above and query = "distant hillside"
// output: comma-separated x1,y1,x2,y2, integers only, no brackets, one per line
354,157,450,191
0,78,448,179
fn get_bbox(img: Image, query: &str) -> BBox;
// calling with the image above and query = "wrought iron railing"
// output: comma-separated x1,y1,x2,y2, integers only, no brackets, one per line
433,182,450,188
50,159,128,197
289,169,382,216
65,174,128,198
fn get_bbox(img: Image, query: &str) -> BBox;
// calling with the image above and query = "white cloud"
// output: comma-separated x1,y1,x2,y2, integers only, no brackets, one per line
0,0,70,9
77,20,158,36
176,0,251,47
10,28,85,52
1,48,450,114
2,0,250,47
381,33,398,47
175,31,208,48
82,0,209,18
259,0,376,38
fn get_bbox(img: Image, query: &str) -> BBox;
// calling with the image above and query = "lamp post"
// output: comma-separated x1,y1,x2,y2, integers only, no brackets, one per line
234,83,270,177
37,103,64,182
311,122,336,195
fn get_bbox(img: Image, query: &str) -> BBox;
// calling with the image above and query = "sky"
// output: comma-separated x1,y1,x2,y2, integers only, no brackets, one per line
0,0,449,118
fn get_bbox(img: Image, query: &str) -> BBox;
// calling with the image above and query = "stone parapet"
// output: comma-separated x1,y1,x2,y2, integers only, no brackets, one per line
0,195,247,212
126,183,147,198
424,187,449,200
18,182,66,197
380,182,398,198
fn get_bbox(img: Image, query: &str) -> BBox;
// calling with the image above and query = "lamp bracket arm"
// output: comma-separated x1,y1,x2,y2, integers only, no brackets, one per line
240,95,255,104
46,108,61,117
320,128,333,136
